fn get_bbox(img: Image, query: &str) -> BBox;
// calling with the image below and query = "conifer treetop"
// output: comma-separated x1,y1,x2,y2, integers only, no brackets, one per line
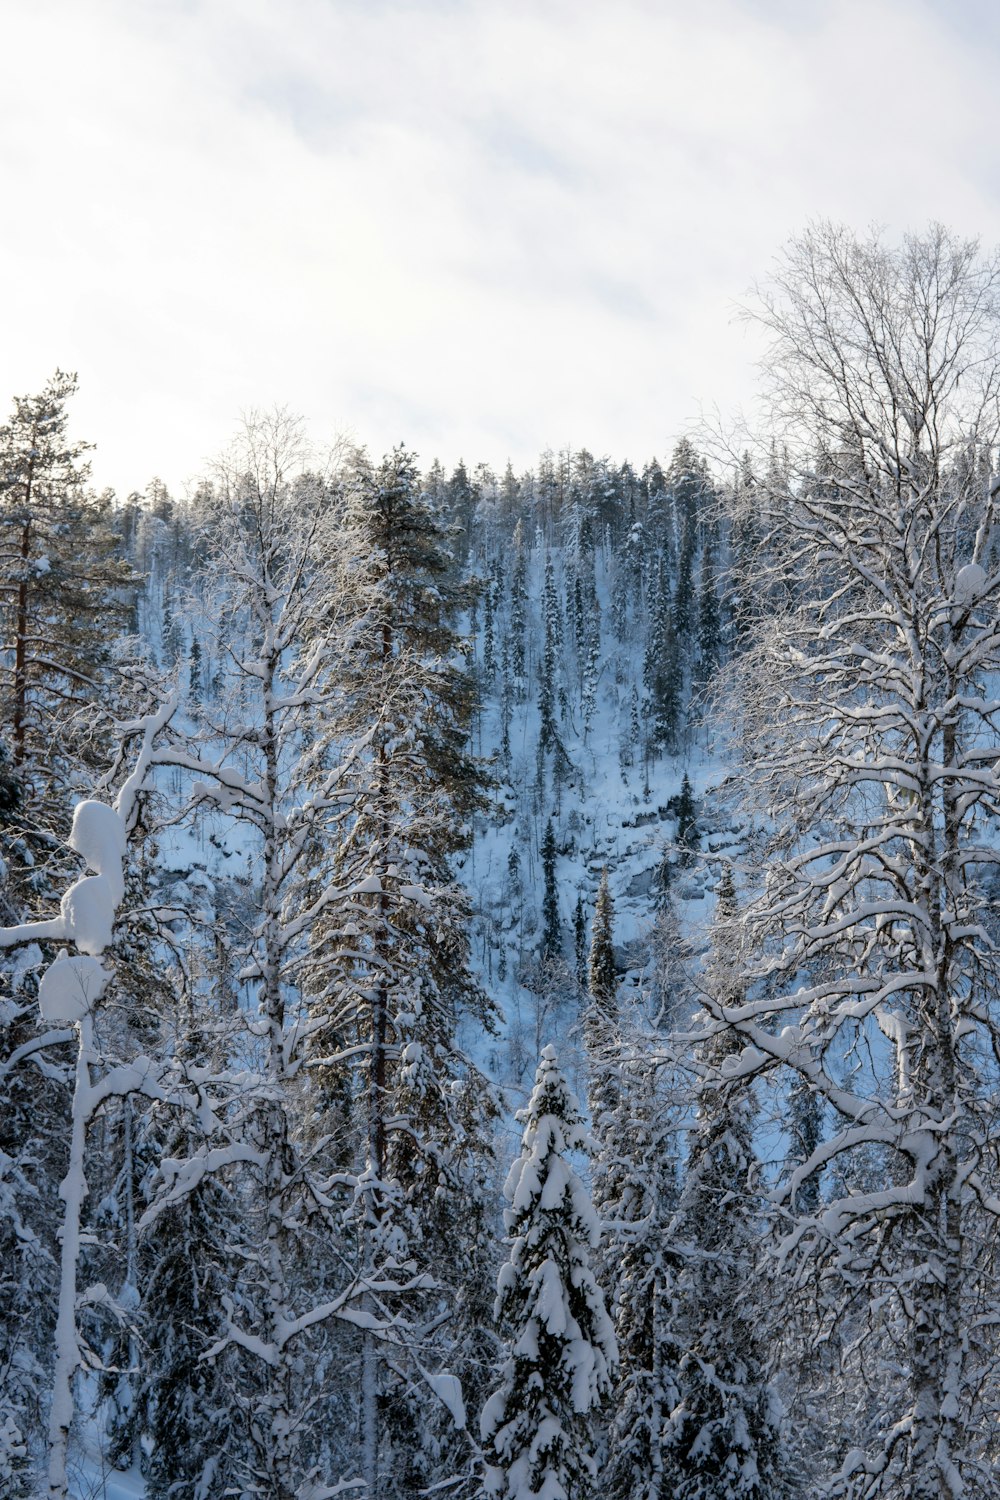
586,867,616,1014
482,1046,616,1500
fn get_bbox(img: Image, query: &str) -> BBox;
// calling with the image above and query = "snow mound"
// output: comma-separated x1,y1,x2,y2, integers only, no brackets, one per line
38,953,110,1023
955,562,987,601
61,874,116,955
69,800,127,903
417,1364,466,1429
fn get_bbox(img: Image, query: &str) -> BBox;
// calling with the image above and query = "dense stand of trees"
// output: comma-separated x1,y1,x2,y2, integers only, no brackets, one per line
4,223,1000,1500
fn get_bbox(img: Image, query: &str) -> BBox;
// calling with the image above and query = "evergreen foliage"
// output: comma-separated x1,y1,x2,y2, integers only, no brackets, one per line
0,371,137,888
15,297,1000,1498
675,773,699,865
663,869,787,1499
540,819,561,960
602,1053,681,1500
587,867,616,1012
481,1047,617,1500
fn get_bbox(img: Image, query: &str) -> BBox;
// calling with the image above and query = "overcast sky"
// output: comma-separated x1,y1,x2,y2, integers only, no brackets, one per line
3,0,1000,495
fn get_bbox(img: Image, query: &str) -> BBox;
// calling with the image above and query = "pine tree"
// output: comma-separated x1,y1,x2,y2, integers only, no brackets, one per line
0,371,136,879
304,443,499,1496
481,1046,617,1500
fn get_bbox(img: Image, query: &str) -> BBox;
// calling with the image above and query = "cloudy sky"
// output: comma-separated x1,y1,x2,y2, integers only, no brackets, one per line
2,0,999,495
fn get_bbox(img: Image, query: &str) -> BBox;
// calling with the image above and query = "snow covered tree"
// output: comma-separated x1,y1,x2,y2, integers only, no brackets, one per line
0,695,183,1499
509,520,528,686
574,895,588,983
586,868,616,1011
644,553,681,754
0,372,135,829
137,411,383,1499
666,439,707,644
481,1045,617,1500
135,1077,247,1500
663,868,786,1500
583,867,620,1221
540,819,561,961
303,443,499,1496
675,773,699,866
728,222,1000,1497
539,554,564,757
601,1050,681,1500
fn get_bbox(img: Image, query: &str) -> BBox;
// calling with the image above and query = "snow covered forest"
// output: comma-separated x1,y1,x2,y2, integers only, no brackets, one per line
6,223,1000,1500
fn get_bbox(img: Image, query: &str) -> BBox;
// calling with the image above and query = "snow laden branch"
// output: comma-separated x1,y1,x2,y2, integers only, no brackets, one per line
728,222,1000,1499
0,694,183,1500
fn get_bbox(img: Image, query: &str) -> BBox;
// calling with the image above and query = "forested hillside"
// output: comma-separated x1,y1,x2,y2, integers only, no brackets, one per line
4,225,1000,1500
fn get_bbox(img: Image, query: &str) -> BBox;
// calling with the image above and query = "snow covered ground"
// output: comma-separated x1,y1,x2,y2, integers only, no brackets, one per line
69,1456,146,1500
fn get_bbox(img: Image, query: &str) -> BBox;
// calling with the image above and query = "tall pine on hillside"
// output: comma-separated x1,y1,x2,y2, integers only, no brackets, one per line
306,445,499,1497
0,372,135,848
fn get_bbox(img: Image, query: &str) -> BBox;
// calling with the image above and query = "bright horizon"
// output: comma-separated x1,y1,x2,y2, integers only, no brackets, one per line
3,0,1000,496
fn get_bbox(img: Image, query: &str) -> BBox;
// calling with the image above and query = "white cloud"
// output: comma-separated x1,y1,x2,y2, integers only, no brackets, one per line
0,0,997,492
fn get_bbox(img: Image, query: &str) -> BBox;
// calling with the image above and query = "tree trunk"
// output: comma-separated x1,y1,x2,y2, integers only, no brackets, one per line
12,445,35,766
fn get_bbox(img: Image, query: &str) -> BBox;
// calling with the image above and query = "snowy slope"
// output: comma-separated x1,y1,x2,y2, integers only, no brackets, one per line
461,528,742,1097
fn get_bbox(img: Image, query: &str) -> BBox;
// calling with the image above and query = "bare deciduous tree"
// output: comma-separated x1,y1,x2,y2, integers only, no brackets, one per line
724,223,1000,1498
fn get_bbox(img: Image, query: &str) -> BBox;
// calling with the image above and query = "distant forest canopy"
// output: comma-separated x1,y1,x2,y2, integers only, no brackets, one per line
5,223,1000,1500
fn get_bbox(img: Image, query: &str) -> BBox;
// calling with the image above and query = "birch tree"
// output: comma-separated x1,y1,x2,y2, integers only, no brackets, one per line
164,411,379,1498
727,222,1000,1498
0,692,181,1498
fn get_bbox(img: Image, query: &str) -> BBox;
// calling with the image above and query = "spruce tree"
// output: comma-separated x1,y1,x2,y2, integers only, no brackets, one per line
509,520,528,686
675,774,699,866
587,867,616,1012
481,1046,617,1500
663,869,786,1499
539,554,564,758
697,540,722,684
574,894,588,983
601,1052,681,1500
644,554,681,754
584,865,618,1163
136,1086,247,1499
540,819,561,961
